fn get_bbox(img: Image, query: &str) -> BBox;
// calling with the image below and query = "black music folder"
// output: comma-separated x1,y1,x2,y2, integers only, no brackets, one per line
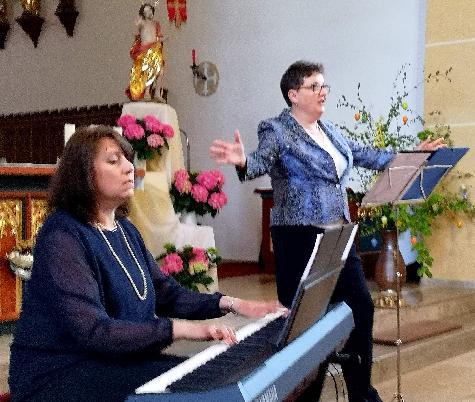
281,224,357,345
361,148,468,206
300,224,357,282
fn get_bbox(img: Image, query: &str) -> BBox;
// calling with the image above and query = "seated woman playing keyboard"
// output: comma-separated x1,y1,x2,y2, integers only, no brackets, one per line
8,125,282,402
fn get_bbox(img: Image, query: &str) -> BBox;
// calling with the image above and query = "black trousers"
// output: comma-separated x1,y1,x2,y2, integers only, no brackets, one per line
271,225,376,402
19,354,186,402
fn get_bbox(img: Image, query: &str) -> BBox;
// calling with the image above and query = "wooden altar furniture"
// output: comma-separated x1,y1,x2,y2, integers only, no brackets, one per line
0,103,139,322
0,164,53,321
0,104,122,164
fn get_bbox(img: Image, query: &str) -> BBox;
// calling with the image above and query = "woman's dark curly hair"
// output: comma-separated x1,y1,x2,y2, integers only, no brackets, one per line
48,125,134,224
280,60,324,106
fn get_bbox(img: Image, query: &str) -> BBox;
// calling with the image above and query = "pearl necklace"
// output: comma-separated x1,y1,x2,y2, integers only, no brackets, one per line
95,221,148,301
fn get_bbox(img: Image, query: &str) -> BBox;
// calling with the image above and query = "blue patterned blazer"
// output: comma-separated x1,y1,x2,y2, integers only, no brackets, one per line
239,108,395,226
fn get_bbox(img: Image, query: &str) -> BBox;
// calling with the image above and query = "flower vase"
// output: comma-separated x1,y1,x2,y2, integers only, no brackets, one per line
180,212,197,225
134,157,146,191
374,229,406,293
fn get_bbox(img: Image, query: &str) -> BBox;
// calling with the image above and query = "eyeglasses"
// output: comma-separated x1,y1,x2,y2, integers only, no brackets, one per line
299,83,331,95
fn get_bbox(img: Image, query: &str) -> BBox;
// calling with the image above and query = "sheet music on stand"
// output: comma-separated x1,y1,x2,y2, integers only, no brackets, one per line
361,148,469,207
359,146,469,402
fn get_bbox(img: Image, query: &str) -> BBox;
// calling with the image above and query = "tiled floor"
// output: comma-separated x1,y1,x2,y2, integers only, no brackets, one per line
219,274,475,402
1,273,474,401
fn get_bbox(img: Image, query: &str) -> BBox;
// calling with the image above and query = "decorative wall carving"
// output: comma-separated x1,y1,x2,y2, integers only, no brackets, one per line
0,198,22,239
31,197,48,237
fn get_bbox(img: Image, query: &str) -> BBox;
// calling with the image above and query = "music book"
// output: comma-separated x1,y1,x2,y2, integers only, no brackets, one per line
299,223,357,283
361,148,469,206
284,223,357,345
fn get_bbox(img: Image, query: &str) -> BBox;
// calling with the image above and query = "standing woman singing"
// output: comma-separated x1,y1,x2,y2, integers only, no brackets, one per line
210,61,444,402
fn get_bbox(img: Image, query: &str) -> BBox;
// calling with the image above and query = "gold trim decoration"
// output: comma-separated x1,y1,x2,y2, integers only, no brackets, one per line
0,199,22,239
16,275,23,311
31,198,48,238
19,0,41,16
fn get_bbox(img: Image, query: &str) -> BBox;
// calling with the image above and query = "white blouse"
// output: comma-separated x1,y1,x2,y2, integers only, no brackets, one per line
306,124,348,179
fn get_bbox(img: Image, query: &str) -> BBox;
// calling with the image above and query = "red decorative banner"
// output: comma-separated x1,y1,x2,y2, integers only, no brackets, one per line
167,0,186,27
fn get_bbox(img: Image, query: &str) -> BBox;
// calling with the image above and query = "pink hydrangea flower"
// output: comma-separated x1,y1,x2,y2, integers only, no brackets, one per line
173,169,189,182
173,169,192,194
175,179,192,194
123,123,145,140
191,184,209,203
160,253,183,276
208,191,227,209
192,247,208,263
161,124,174,138
117,114,136,128
188,248,209,274
142,115,162,133
211,170,225,188
147,133,164,148
196,171,218,190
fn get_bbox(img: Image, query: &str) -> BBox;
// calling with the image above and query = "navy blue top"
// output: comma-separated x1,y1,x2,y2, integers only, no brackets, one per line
240,109,395,225
9,209,223,401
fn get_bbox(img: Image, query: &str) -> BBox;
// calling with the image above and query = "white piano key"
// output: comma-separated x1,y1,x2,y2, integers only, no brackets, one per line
136,310,285,394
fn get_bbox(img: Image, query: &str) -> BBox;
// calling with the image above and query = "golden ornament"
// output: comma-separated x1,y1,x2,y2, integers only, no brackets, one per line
19,0,41,15
0,0,7,23
128,41,164,100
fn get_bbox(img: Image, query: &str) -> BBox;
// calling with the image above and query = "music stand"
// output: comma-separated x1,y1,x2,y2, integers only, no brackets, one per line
361,147,468,401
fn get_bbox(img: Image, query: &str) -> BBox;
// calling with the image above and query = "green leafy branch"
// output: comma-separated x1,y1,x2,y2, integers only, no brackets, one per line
357,177,475,277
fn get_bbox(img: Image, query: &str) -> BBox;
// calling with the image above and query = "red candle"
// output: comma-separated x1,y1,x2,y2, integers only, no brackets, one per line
192,48,196,65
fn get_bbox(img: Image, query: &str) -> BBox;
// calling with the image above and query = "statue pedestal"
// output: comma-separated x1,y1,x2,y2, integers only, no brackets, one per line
123,103,218,292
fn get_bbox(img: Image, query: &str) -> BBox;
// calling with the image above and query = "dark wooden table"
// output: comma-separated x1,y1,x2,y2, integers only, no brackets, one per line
254,188,275,274
254,188,379,279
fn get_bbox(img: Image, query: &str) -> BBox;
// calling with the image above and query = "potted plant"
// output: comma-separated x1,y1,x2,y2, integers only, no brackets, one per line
116,114,175,161
157,243,221,291
170,168,228,224
338,64,474,283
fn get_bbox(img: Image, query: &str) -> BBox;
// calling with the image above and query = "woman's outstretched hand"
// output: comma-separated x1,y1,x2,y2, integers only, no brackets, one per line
415,137,446,151
210,129,246,167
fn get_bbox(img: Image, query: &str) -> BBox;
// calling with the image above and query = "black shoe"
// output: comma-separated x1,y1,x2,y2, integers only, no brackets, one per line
328,351,361,365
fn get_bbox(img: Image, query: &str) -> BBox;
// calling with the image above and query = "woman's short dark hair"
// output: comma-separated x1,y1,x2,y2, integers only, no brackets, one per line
48,125,134,224
280,61,325,106
139,3,155,18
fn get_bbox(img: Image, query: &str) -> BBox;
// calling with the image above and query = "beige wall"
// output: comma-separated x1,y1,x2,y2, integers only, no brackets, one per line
424,1,475,280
